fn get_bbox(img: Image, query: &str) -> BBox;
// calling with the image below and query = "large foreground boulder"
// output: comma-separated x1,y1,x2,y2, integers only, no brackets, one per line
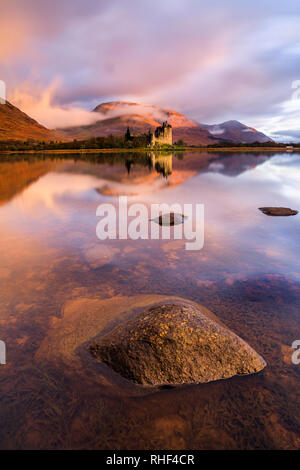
89,303,266,385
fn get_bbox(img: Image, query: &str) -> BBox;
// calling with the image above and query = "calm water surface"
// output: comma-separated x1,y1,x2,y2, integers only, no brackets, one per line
0,151,299,449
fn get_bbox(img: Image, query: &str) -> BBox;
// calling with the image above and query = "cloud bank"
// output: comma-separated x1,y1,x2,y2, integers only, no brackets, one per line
0,0,299,139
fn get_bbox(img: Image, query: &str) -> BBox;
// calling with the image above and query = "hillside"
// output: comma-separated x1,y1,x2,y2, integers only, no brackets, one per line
58,101,221,146
0,99,272,145
0,101,58,141
58,113,160,140
58,101,271,145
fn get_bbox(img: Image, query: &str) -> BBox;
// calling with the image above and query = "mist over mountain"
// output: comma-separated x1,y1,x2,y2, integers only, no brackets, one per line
0,99,272,145
58,101,272,145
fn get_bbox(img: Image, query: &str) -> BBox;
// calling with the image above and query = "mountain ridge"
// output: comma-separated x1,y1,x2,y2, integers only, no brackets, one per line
0,99,272,145
58,101,271,145
200,119,271,144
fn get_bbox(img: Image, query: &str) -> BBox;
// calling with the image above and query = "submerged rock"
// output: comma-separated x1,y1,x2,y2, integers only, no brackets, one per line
259,207,298,217
89,303,266,386
83,243,119,269
151,213,187,226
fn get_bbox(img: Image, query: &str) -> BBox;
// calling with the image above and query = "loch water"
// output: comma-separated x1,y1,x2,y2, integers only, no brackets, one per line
0,150,299,449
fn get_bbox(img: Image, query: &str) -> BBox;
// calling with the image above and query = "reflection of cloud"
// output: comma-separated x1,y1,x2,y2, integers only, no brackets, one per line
11,169,186,219
207,162,225,172
13,172,101,218
96,176,169,198
242,154,300,201
157,153,300,280
1,151,300,283
256,248,283,258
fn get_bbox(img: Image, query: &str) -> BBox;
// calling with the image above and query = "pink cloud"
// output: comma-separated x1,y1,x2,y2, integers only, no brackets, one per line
0,0,299,132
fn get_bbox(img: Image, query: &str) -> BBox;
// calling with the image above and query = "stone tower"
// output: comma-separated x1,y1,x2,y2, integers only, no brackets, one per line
149,121,172,146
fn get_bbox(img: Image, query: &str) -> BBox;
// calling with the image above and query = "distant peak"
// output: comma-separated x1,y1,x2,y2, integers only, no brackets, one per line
221,120,245,127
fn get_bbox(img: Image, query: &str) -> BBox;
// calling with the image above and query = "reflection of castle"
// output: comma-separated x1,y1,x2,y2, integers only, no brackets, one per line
149,153,172,178
149,121,172,147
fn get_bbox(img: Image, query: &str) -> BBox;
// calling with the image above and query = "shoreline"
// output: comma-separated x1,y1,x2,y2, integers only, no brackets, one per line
0,146,299,155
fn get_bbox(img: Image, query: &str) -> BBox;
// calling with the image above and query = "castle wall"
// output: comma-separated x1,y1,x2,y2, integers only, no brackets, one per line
150,121,172,146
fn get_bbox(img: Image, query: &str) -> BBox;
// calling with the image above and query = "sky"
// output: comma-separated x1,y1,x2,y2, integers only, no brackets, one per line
0,0,300,141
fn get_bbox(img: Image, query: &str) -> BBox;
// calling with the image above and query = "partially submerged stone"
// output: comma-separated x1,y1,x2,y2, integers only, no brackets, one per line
151,213,187,226
259,207,298,217
89,303,266,386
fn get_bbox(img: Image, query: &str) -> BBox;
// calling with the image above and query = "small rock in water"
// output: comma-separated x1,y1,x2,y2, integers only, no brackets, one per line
151,213,187,226
89,302,266,386
259,207,298,217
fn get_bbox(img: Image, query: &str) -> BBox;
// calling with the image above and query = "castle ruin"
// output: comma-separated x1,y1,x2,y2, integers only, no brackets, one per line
149,121,172,146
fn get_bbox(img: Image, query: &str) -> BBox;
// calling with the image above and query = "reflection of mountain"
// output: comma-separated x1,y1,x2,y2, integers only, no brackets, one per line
0,151,274,206
205,153,272,176
167,151,277,177
94,153,174,196
63,151,273,198
55,153,158,183
0,159,56,206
